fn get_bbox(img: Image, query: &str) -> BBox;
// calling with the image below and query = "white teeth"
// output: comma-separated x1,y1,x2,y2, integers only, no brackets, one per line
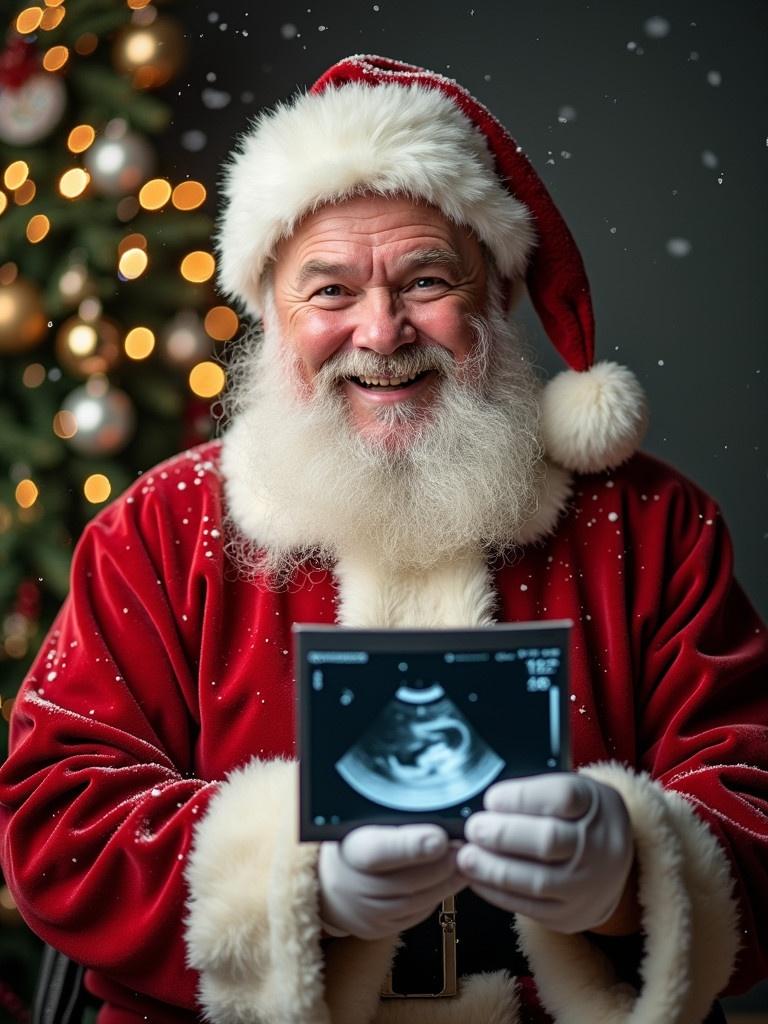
356,372,420,387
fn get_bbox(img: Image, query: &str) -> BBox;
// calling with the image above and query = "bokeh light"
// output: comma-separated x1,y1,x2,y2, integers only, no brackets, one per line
117,233,147,257
15,8,43,34
26,215,51,243
119,248,148,280
83,474,112,504
23,363,46,388
59,168,90,199
15,479,39,509
68,125,96,154
53,410,78,439
43,45,69,72
138,178,171,210
204,306,239,342
124,326,155,360
40,6,65,29
172,181,206,211
180,251,215,283
4,162,29,191
66,323,98,356
14,180,36,205
189,361,225,398
116,196,140,222
74,33,98,55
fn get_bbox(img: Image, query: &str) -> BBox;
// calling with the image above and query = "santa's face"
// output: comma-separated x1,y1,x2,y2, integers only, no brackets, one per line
269,194,487,444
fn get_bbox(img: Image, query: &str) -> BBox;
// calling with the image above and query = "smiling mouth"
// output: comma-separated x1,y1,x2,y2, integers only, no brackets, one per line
349,370,430,390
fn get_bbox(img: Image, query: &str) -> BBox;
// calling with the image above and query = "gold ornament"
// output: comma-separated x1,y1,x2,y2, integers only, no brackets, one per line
0,274,47,354
112,16,187,90
55,315,121,378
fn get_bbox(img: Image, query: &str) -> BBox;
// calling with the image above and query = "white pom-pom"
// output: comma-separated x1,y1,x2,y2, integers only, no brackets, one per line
540,361,648,474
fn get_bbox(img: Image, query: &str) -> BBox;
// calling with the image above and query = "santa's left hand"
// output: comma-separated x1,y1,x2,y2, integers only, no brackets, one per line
457,773,634,934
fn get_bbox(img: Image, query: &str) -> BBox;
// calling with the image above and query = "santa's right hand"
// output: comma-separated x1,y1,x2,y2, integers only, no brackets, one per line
317,824,464,940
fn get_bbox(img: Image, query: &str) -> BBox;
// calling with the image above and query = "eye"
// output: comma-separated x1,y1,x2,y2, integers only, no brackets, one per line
405,276,451,294
314,284,344,298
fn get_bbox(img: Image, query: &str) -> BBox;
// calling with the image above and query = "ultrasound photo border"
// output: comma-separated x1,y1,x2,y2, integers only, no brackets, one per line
294,621,573,841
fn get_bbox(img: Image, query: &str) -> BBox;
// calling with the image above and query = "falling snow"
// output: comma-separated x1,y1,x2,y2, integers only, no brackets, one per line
202,88,231,110
181,130,207,152
666,238,692,258
643,16,670,38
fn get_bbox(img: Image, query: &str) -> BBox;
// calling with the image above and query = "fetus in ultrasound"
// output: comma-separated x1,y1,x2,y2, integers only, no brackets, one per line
335,683,504,810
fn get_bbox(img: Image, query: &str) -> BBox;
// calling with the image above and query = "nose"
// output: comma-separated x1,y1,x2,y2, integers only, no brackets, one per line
352,288,416,354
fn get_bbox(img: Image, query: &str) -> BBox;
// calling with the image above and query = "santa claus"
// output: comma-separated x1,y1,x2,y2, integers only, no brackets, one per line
1,56,766,1024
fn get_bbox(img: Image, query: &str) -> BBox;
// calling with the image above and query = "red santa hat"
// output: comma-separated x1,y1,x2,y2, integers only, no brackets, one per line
217,54,647,474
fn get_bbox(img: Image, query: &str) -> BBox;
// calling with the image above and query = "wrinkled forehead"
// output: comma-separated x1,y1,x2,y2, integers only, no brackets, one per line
269,192,487,278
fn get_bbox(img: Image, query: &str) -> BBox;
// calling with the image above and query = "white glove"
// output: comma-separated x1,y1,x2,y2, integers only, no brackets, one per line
457,773,634,934
318,824,464,940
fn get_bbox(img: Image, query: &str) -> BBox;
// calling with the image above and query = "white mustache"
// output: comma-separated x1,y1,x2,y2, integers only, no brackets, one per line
313,344,455,391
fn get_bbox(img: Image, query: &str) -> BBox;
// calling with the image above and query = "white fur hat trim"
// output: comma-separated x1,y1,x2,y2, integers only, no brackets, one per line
217,82,535,317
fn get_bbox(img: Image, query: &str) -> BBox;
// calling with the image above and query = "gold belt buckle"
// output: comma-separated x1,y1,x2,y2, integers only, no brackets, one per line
380,896,458,999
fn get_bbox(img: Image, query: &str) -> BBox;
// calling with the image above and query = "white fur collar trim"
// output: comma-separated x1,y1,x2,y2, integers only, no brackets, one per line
335,550,496,628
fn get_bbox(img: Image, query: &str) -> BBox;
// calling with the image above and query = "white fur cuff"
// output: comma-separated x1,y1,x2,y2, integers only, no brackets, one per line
184,758,400,1024
515,763,739,1024
184,758,328,1023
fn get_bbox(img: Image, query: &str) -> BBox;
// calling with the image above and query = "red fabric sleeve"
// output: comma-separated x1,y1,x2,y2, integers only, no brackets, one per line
632,479,768,993
0,485,215,1010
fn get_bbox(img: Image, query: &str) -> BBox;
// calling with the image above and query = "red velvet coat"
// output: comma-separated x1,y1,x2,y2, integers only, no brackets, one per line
0,441,766,1024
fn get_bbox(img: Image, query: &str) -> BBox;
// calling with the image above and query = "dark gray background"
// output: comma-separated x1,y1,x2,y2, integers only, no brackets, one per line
163,0,767,619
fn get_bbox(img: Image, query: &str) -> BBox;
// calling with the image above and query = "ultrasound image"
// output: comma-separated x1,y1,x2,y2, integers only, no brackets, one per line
335,683,504,810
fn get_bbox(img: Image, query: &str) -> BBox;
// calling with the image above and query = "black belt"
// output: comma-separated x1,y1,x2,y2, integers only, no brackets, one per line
381,890,529,999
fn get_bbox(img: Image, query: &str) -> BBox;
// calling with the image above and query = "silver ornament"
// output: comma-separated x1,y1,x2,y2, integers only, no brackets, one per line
84,120,155,197
60,379,136,456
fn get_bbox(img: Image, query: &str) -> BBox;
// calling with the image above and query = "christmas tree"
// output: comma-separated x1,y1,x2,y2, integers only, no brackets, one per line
0,2,235,1014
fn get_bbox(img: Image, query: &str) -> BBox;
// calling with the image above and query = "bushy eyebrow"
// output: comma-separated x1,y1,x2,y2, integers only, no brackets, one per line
394,248,465,276
294,248,465,289
295,259,351,289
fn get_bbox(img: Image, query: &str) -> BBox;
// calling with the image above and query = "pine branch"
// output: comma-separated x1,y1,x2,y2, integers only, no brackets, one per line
68,65,170,133
0,408,64,469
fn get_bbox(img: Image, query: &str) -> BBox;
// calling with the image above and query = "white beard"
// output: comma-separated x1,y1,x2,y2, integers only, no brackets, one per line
222,288,545,578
